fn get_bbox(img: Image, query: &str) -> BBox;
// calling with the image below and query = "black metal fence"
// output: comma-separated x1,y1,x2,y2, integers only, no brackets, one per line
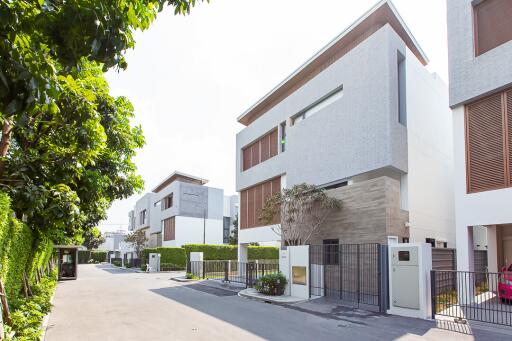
188,260,279,287
310,243,387,311
431,270,512,326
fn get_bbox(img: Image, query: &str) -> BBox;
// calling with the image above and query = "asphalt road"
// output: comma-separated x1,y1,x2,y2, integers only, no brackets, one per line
44,264,511,341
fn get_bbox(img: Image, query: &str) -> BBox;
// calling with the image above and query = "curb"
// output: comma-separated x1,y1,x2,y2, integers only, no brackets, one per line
238,288,308,305
41,291,56,341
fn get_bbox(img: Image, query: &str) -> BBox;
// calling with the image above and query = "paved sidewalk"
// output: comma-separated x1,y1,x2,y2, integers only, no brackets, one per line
44,264,511,340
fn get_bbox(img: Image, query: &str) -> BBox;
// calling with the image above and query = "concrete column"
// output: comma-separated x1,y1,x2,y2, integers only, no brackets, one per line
486,225,498,273
238,243,248,263
456,225,475,271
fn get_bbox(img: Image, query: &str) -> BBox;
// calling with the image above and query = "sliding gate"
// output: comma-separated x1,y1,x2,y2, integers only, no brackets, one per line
431,270,512,326
310,243,388,312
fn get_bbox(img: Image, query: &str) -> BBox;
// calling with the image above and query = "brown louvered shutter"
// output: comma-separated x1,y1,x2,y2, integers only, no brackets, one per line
240,189,247,229
474,0,512,56
247,187,255,228
466,93,507,192
507,90,512,182
242,148,251,171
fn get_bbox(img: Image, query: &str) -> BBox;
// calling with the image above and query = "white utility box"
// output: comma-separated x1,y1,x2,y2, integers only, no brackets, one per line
148,253,161,272
388,243,432,319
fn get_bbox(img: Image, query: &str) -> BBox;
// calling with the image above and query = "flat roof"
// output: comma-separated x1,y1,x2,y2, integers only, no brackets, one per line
237,0,428,126
152,171,209,193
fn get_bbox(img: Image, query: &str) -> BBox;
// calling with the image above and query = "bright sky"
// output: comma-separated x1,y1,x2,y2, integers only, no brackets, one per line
100,0,448,232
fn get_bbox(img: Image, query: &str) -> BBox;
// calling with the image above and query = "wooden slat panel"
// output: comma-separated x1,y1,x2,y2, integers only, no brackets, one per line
271,177,281,224
269,129,278,157
474,0,512,56
240,190,248,229
241,128,278,171
242,148,251,171
247,187,256,228
250,143,260,169
507,90,512,184
466,93,507,192
255,185,263,227
260,134,270,162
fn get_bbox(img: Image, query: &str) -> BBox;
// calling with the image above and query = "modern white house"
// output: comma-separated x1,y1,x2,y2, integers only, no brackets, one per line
447,0,512,273
235,0,455,261
129,171,238,248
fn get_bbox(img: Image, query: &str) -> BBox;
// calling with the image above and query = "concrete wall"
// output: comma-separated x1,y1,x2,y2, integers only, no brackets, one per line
236,24,408,192
447,0,512,107
405,48,455,246
308,176,409,245
134,193,154,231
161,216,223,247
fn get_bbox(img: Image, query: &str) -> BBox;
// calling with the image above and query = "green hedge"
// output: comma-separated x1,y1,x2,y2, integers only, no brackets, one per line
183,244,237,261
182,244,279,261
248,246,279,260
78,250,107,264
0,191,54,304
141,247,186,269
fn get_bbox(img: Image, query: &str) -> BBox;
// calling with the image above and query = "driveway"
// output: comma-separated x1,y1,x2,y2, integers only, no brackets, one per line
44,264,511,340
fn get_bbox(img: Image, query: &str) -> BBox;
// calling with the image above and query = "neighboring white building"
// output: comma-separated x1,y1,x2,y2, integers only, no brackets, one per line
130,171,238,248
235,0,455,261
447,0,512,272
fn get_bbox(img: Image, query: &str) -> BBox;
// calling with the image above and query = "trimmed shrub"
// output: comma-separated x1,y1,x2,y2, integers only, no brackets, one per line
141,247,186,269
254,273,287,296
248,246,279,260
78,250,107,264
112,259,122,267
183,244,237,261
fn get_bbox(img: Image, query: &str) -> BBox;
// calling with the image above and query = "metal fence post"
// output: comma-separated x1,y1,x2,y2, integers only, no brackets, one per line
431,270,436,320
202,261,205,279
357,244,360,304
224,261,228,282
377,244,382,312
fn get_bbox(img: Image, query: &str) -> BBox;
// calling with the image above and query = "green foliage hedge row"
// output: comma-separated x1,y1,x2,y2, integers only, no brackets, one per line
77,250,107,264
6,269,58,340
141,247,187,269
0,192,55,305
183,244,279,261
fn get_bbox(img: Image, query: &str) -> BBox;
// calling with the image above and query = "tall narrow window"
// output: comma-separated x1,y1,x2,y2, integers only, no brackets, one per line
280,122,286,152
162,194,173,210
397,51,407,126
473,0,512,56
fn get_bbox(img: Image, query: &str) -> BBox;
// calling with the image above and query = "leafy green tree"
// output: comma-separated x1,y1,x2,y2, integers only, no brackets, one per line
260,183,342,246
125,230,147,259
82,227,105,251
0,0,204,241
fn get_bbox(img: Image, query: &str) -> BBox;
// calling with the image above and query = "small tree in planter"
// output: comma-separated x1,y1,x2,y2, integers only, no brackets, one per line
255,273,288,296
260,183,342,245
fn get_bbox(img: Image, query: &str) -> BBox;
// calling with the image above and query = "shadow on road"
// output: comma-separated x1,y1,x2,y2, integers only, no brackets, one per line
95,264,138,274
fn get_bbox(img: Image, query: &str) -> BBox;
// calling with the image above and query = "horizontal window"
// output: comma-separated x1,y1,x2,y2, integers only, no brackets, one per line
240,177,281,229
474,0,512,56
292,86,343,125
242,129,278,171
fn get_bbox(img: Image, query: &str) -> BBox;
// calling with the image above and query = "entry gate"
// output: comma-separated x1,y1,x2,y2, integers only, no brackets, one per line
309,243,388,312
431,270,512,326
188,260,279,288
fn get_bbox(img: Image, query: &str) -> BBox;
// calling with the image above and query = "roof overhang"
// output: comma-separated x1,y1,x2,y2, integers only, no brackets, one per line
237,0,428,126
152,171,209,193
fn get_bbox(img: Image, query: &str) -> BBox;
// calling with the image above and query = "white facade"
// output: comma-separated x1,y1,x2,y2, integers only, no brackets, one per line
161,216,223,247
235,1,454,259
129,171,238,248
405,51,455,247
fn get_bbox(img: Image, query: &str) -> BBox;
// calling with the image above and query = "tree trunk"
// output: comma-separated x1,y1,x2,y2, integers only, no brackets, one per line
0,118,13,179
